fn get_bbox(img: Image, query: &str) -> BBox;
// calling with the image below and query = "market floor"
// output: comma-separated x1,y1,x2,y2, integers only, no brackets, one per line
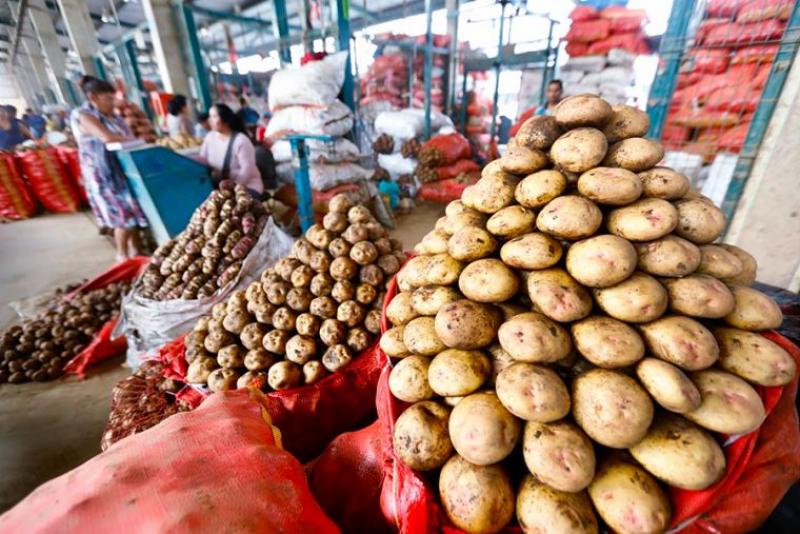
0,202,443,512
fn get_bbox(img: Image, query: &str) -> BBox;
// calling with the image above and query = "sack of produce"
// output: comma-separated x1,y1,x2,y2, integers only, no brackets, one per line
565,19,611,43
433,159,481,181
705,84,761,114
265,100,354,140
53,145,86,204
268,51,347,110
418,133,471,167
737,0,793,23
271,137,361,164
687,48,731,74
718,122,750,153
568,6,599,21
16,147,81,213
375,94,800,534
732,43,779,64
417,175,479,203
375,110,425,141
565,42,590,57
0,388,339,534
115,184,293,368
708,0,741,18
378,153,418,178
705,19,786,45
0,152,37,220
587,32,649,55
275,160,372,191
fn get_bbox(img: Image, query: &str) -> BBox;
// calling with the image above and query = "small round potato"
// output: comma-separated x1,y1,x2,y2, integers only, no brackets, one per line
572,369,654,448
428,349,492,397
536,196,602,240
515,169,567,209
514,115,563,150
723,286,783,331
639,315,719,370
714,327,796,386
425,254,464,286
411,285,461,316
328,193,352,213
303,360,328,385
462,166,519,214
285,335,317,365
697,245,744,280
349,241,379,266
588,459,671,534
393,400,453,471
554,94,613,129
459,259,519,303
389,355,434,402
593,272,668,323
674,199,726,244
449,391,522,465
577,167,642,206
630,413,726,490
607,198,679,241
447,227,497,261
517,475,598,534
500,232,563,270
399,255,432,287
636,357,702,413
244,348,277,372
439,455,515,534
415,229,449,255
550,128,608,173
603,137,665,172
566,235,637,288
662,274,735,319
635,235,701,277
207,368,239,392
498,312,572,363
445,200,469,217
435,300,501,350
685,369,766,435
718,244,757,285
526,269,592,323
403,317,447,356
437,210,487,236
486,205,536,238
330,256,358,281
262,329,290,355
571,316,645,368
379,325,409,358
267,361,303,390
386,291,418,326
638,166,690,200
522,420,596,493
500,145,548,175
602,104,649,143
496,362,570,422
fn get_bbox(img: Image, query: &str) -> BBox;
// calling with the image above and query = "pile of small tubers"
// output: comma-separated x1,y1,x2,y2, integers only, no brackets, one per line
381,94,796,534
182,194,405,393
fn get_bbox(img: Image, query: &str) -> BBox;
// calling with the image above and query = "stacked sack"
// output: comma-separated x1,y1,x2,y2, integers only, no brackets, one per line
116,100,156,143
266,53,370,191
0,151,36,220
409,34,451,111
665,0,791,157
415,133,480,203
560,49,638,104
359,52,408,109
16,146,82,213
380,93,796,533
565,5,649,58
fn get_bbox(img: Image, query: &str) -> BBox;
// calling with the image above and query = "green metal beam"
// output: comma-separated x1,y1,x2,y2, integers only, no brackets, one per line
180,2,212,112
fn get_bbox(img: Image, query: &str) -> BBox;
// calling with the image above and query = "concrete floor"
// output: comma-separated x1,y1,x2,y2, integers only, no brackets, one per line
0,202,443,513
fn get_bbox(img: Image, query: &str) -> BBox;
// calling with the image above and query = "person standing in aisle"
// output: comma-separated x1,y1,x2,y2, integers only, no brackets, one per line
22,108,47,139
73,76,148,261
0,105,33,150
535,79,564,116
166,94,194,139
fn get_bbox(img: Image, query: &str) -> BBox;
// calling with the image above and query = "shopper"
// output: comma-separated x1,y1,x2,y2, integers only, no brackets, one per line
73,76,148,261
237,97,260,127
23,108,47,139
166,94,194,138
0,105,33,150
198,103,263,196
535,79,564,116
194,112,210,138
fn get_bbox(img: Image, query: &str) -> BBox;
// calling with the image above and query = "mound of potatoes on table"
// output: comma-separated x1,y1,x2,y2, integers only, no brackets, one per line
384,94,796,534
182,194,403,393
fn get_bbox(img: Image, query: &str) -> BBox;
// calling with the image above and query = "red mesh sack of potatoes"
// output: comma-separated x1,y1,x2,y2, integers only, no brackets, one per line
0,388,340,534
54,145,87,205
565,19,611,43
418,133,472,167
0,152,37,220
17,147,81,213
435,159,481,181
418,176,479,203
568,6,599,21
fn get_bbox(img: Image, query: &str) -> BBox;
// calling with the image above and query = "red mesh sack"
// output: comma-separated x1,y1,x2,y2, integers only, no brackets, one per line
273,182,365,214
708,0,742,17
418,175,479,203
568,6,599,21
418,133,472,167
435,159,480,181
565,41,590,57
705,84,761,113
696,18,733,44
688,48,731,74
17,147,81,213
754,62,773,88
662,123,691,144
717,120,750,154
737,0,794,23
0,152,36,220
0,388,340,534
600,6,647,32
565,19,611,43
54,145,87,205
732,44,779,64
587,32,649,55
706,19,786,45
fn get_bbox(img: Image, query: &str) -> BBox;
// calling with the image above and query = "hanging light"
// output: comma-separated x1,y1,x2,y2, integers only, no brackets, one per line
100,7,116,24
199,24,210,38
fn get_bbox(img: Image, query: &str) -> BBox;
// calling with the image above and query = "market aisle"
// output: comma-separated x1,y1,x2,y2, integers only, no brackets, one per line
0,213,128,512
391,200,444,249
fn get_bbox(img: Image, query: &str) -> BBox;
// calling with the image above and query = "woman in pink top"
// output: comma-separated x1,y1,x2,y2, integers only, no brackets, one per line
199,103,263,195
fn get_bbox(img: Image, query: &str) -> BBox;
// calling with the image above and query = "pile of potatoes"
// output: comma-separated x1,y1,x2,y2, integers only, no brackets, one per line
156,133,203,151
382,94,796,534
139,182,272,300
182,194,405,393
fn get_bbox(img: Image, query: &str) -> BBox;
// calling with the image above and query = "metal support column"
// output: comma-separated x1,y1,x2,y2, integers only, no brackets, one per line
272,0,291,65
55,0,99,75
330,0,355,112
423,0,434,139
646,0,696,139
93,56,108,81
143,0,192,96
179,2,212,111
489,1,507,141
28,0,72,104
445,0,459,115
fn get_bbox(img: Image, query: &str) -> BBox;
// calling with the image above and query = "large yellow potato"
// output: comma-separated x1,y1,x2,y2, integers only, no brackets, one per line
496,362,570,422
635,235,701,277
399,255,431,287
572,369,654,448
403,317,447,356
392,401,453,471
428,349,492,396
425,253,464,286
638,167,690,200
662,274,735,318
639,315,719,371
435,299,501,350
500,145,549,175
380,325,410,358
593,272,668,323
459,258,519,303
486,205,536,238
714,327,796,386
514,115,563,150
439,455,515,534
462,166,519,214
498,312,572,363
445,200,470,217
566,234,637,288
602,104,650,143
571,315,645,368
500,232,563,270
589,458,671,534
447,226,497,261
554,94,613,129
697,244,743,279
517,475,598,534
550,128,609,173
718,244,758,285
674,198,726,244
636,358,701,413
386,291,418,325
607,198,679,241
415,229,449,255
685,369,766,434
515,169,567,209
449,391,522,465
437,210,487,236
577,167,643,206
603,137,665,172
526,268,593,322
536,195,603,240
723,285,783,331
411,285,461,316
389,355,433,402
522,420,596,493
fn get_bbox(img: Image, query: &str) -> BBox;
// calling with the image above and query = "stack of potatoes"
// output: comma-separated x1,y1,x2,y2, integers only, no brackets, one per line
381,94,796,534
183,194,405,393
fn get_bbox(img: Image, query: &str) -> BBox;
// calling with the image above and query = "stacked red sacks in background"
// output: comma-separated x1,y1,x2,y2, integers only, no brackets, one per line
0,152,37,220
16,147,81,214
53,145,87,204
564,5,649,57
360,54,408,108
414,133,479,202
663,0,791,157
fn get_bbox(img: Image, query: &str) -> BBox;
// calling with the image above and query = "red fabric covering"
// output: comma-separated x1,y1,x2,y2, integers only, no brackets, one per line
565,19,611,43
420,133,472,166
568,6,599,21
53,145,86,204
688,48,731,74
16,147,81,213
587,32,649,55
0,152,37,220
418,175,479,203
435,159,480,181
0,388,340,534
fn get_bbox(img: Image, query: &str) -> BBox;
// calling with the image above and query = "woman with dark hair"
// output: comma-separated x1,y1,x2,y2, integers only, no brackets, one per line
166,94,193,138
198,103,262,195
73,75,148,260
